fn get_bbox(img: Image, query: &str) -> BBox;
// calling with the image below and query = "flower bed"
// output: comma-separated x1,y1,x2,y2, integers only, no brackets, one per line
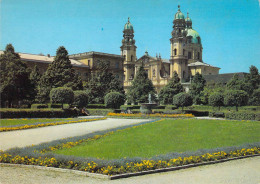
0,118,107,132
107,113,194,118
0,147,259,176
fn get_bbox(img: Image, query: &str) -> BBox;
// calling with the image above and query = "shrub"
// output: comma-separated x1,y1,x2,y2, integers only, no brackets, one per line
31,104,48,109
120,105,141,110
173,93,193,111
104,92,125,109
86,104,107,109
225,112,260,121
50,87,74,108
73,91,88,108
248,88,260,106
87,109,114,116
209,92,224,111
224,90,248,111
165,105,177,110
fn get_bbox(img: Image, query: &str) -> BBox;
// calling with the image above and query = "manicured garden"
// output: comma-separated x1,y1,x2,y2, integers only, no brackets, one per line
1,119,259,176
53,119,260,159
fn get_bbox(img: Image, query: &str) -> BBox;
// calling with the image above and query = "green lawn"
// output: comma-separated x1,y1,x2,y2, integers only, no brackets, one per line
0,118,78,126
54,119,260,159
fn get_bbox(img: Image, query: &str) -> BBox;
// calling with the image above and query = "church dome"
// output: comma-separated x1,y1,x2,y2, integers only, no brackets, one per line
124,17,133,30
185,17,192,22
174,5,185,20
186,29,201,44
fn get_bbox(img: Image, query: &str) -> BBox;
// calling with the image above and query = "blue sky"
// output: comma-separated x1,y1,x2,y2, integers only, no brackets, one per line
1,0,259,73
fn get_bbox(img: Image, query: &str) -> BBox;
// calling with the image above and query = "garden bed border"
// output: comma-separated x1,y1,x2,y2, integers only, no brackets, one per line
1,154,259,180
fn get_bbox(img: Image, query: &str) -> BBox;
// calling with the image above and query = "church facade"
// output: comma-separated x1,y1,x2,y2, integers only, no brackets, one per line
122,6,220,92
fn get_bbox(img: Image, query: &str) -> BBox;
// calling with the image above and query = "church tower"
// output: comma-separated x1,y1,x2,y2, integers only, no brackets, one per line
120,17,137,86
170,5,189,82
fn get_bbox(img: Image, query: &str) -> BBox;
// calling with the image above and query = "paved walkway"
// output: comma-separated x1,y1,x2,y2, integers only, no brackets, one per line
0,156,259,184
0,118,148,151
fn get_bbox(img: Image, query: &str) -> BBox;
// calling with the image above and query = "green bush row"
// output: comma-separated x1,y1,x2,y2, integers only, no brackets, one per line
31,104,70,109
86,104,107,109
87,109,114,116
0,109,77,119
225,112,260,121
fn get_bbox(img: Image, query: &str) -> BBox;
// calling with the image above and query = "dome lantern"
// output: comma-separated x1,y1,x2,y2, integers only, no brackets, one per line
185,12,192,28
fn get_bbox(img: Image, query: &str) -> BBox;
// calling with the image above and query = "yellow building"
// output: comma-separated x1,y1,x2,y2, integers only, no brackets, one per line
123,6,220,92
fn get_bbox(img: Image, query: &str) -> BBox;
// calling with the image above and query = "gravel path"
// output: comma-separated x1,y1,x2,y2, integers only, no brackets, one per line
0,156,259,184
0,118,149,151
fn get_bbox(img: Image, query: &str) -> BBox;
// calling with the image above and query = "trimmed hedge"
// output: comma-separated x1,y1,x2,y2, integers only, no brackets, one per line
0,109,78,119
165,105,178,110
87,109,114,116
31,104,48,109
86,104,107,109
120,105,141,110
225,112,260,121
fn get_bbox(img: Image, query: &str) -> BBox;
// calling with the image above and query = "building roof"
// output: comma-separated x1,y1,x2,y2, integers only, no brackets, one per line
0,51,89,68
203,72,247,84
69,51,123,59
188,61,220,69
186,29,201,44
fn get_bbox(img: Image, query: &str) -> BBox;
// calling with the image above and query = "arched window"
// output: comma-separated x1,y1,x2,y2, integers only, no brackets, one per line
174,49,177,56
124,55,126,61
131,55,133,61
197,52,200,60
183,71,185,79
183,49,185,56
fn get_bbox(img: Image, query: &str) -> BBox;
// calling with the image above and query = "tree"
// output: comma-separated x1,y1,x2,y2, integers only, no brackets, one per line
226,74,253,95
158,71,183,105
85,60,124,104
0,44,32,107
208,92,224,111
246,65,260,90
29,65,42,102
248,88,260,106
189,72,206,104
200,83,226,105
73,91,88,108
224,90,248,111
37,46,83,102
50,87,74,109
127,66,156,104
172,92,193,111
104,92,125,109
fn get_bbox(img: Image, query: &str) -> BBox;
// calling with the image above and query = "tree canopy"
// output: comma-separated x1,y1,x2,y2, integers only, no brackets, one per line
37,46,83,102
127,66,156,104
158,71,183,105
189,72,206,104
0,44,32,107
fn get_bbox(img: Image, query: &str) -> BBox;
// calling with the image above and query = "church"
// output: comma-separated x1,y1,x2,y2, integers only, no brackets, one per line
2,6,222,92
121,5,220,92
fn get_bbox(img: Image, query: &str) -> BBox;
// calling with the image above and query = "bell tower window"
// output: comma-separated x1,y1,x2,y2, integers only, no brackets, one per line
197,52,200,60
131,55,133,61
188,52,191,59
174,49,177,56
183,49,185,56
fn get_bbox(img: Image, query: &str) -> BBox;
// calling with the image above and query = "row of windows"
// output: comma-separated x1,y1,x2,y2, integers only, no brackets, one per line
123,55,134,62
174,49,200,60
